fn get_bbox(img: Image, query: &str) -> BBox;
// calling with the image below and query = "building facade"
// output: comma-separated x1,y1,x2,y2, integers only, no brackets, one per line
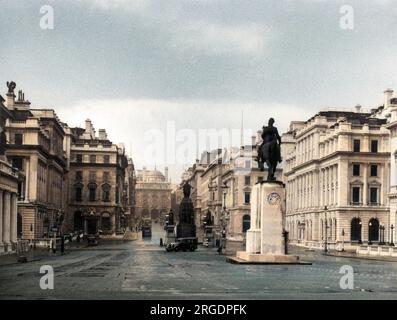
0,95,19,254
283,109,390,250
4,87,69,241
135,167,172,227
65,120,129,236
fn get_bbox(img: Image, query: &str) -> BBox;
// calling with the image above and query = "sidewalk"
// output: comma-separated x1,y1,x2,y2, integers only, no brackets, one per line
325,250,397,262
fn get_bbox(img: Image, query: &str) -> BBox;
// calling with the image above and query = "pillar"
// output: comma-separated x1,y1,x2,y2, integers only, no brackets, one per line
3,191,11,245
10,193,17,243
363,164,368,206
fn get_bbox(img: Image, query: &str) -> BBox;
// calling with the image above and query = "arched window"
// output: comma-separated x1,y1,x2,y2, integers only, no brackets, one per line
102,183,111,202
74,211,83,231
368,218,379,243
242,214,250,233
351,217,362,242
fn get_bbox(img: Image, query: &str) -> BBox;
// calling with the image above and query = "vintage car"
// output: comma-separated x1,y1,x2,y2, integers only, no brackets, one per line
165,237,198,252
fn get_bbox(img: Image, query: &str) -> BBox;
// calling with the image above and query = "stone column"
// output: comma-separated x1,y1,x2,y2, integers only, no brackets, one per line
10,193,18,243
0,190,3,251
3,191,11,246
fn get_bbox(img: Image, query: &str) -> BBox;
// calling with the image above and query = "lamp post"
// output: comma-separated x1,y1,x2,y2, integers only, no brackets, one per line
390,224,395,246
324,206,328,254
368,221,372,245
341,228,345,252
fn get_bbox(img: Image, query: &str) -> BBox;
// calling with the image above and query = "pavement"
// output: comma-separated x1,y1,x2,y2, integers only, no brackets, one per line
1,234,397,300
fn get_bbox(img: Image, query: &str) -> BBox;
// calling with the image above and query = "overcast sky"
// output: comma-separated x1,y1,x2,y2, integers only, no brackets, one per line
1,0,397,181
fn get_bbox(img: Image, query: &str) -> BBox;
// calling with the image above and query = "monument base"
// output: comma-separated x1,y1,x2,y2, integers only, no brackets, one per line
228,251,307,265
176,224,196,239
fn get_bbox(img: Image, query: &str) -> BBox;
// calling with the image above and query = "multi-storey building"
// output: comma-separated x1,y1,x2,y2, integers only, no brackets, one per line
0,94,19,254
65,120,129,236
283,108,390,250
4,86,69,241
124,158,137,230
372,89,397,246
135,167,172,226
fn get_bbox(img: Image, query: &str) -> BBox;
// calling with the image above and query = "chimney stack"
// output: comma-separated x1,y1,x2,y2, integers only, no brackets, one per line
384,89,394,109
251,135,256,146
98,129,107,140
85,119,92,134
355,104,362,113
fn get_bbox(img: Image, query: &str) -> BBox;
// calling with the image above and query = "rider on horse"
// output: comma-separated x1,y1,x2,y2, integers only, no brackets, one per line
257,118,282,181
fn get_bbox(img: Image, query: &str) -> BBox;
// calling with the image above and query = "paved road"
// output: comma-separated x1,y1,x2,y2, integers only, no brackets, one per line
1,238,397,300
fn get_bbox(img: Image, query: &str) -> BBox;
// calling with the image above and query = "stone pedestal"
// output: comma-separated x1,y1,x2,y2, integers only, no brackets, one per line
234,181,300,264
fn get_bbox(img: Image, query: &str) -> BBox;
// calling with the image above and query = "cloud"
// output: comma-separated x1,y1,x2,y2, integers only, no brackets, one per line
86,0,151,12
169,21,272,57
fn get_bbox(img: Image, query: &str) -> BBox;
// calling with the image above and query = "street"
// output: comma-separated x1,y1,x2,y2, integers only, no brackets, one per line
1,231,397,300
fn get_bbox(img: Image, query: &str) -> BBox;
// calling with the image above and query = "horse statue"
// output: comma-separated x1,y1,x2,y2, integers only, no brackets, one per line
257,118,282,181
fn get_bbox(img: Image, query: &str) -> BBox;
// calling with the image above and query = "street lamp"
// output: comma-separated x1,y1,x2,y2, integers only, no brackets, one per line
324,206,328,254
341,228,345,252
379,224,385,245
368,221,372,245
390,224,395,246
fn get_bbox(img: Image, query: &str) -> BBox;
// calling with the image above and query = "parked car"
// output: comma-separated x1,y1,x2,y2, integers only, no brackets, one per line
166,237,198,252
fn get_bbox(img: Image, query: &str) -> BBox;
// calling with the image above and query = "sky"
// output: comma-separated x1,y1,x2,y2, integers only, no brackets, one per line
1,0,397,181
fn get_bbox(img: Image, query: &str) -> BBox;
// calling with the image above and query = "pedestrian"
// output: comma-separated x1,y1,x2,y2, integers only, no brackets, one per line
160,238,163,247
217,244,223,255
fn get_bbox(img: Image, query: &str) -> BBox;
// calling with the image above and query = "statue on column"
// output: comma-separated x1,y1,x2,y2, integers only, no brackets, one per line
257,118,282,181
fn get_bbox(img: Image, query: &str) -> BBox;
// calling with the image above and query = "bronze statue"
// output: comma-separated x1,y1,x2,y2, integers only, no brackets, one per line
6,81,16,95
257,118,282,181
204,211,213,226
168,209,174,225
182,182,192,198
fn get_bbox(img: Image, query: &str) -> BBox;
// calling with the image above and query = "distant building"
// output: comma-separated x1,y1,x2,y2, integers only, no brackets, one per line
135,167,172,226
4,88,69,241
0,95,19,254
283,108,390,250
65,120,130,236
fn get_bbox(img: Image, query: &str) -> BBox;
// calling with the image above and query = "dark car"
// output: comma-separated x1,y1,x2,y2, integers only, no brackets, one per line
166,237,198,252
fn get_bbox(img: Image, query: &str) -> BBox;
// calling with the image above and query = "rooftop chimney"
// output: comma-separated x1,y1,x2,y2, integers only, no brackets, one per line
384,89,394,109
355,104,362,113
98,129,107,140
251,135,256,146
85,119,92,133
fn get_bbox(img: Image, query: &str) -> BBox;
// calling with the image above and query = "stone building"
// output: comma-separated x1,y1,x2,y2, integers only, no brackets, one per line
372,89,397,246
0,95,19,254
283,108,390,250
124,158,137,229
65,120,129,236
4,86,69,241
135,167,171,226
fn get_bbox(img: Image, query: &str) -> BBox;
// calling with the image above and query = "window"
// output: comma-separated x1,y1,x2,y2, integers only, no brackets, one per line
90,155,96,163
352,187,360,204
89,184,97,202
351,218,362,242
244,176,251,186
245,160,251,169
244,192,250,204
75,187,82,202
370,165,378,177
370,187,378,204
257,176,263,183
353,139,361,152
102,184,111,202
371,140,378,153
89,171,96,182
242,215,250,233
14,133,23,145
76,154,83,163
103,155,110,164
75,171,82,181
12,157,23,170
353,164,360,176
